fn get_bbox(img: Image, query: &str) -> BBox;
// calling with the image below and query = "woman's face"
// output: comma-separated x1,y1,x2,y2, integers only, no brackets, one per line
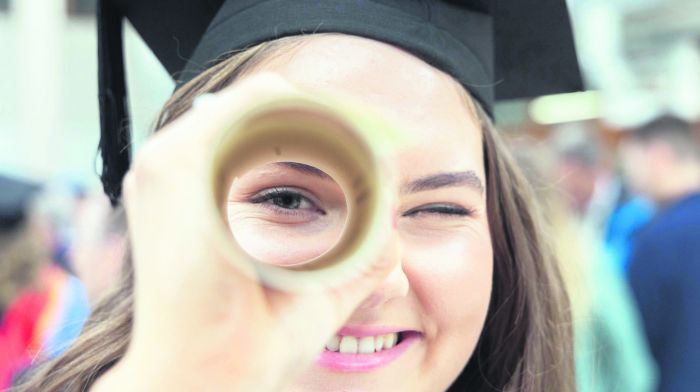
227,35,493,392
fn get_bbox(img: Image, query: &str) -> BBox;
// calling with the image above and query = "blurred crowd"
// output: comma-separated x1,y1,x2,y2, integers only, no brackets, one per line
0,178,126,387
507,115,700,392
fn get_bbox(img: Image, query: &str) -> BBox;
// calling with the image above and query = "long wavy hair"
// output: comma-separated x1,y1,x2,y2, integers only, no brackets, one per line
16,34,574,392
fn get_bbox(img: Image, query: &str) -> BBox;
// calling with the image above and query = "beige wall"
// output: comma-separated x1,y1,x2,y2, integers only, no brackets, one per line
0,1,173,188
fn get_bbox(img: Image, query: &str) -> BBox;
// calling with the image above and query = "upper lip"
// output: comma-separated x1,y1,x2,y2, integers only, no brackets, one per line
337,325,419,337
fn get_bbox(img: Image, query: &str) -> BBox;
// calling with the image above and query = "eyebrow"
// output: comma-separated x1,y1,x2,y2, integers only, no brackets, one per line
275,162,332,179
401,171,485,195
275,162,485,195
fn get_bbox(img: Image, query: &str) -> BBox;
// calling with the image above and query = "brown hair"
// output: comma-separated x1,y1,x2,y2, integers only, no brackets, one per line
629,114,700,160
16,34,573,392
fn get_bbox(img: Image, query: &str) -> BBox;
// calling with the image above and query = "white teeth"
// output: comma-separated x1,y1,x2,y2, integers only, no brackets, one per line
358,337,375,354
327,333,400,354
339,336,358,354
374,335,385,352
384,333,397,349
325,335,340,352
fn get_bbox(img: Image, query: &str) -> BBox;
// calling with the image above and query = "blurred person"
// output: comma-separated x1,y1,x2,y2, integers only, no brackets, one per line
25,182,92,361
603,196,655,274
551,122,618,229
0,176,90,389
0,176,44,319
551,122,655,273
620,115,700,392
38,181,87,274
0,175,47,388
68,192,126,307
512,137,657,392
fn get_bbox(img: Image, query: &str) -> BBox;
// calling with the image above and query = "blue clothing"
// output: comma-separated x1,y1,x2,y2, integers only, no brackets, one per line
604,196,655,274
42,274,90,358
628,192,700,392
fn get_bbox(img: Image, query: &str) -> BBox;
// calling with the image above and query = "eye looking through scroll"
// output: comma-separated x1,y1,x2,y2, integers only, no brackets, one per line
206,95,405,290
227,161,348,267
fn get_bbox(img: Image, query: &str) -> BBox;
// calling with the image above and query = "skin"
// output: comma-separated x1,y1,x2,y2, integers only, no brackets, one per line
228,35,493,391
619,140,662,199
94,34,493,392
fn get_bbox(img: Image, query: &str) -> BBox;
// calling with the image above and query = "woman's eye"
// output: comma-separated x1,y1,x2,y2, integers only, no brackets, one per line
403,204,474,218
249,188,325,216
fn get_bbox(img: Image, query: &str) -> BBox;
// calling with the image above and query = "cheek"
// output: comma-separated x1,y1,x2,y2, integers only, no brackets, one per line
227,217,345,266
403,226,493,364
226,200,347,266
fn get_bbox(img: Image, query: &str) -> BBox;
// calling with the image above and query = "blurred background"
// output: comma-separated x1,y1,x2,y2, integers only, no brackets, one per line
0,0,171,184
0,0,699,391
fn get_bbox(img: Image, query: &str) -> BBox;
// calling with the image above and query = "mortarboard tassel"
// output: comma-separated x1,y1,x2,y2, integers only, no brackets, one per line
97,0,131,206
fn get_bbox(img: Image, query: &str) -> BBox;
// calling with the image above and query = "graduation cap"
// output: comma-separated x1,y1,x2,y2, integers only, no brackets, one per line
98,0,583,204
0,175,42,232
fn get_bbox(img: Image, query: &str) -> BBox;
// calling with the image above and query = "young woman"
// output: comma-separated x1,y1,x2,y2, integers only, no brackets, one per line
17,0,583,390
17,32,573,392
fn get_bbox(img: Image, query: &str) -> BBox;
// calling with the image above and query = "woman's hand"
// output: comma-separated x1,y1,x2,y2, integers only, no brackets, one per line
91,73,399,391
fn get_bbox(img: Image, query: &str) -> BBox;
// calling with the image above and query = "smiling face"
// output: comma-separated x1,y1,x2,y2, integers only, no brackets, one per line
225,34,493,392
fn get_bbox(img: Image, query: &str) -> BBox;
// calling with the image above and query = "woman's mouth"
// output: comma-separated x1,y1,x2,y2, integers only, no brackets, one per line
326,332,400,353
317,328,421,372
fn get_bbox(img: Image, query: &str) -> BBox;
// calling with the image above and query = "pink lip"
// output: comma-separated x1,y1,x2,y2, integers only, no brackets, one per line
316,330,421,372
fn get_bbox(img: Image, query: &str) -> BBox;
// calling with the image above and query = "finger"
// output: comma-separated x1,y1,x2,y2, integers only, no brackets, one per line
123,72,302,277
124,162,268,341
121,74,302,310
139,72,302,160
123,72,303,218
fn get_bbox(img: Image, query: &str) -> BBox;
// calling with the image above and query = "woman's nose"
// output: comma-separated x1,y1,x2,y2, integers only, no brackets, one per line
355,234,408,310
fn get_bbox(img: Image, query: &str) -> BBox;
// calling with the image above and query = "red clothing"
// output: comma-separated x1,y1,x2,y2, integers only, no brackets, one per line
0,289,48,388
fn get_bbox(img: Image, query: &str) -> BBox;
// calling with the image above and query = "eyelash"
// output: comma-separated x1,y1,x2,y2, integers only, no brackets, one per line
248,188,475,219
248,187,326,216
403,205,475,218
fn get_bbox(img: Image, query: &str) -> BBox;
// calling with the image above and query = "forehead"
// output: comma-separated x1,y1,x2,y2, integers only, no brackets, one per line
256,34,485,179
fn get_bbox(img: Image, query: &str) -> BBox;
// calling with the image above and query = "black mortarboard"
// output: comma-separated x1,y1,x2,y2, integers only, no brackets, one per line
97,0,583,204
0,175,41,232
